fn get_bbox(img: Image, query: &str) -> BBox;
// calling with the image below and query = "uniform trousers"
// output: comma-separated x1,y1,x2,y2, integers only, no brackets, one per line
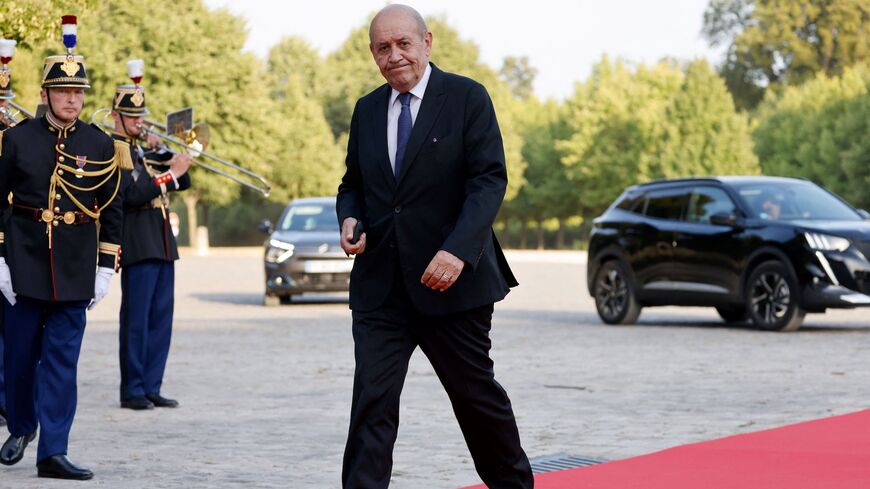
3,296,88,463
341,277,533,489
119,259,174,401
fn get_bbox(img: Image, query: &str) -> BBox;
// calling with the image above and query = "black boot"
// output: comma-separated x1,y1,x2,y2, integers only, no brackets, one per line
37,454,94,480
0,432,37,466
146,393,179,408
120,396,154,410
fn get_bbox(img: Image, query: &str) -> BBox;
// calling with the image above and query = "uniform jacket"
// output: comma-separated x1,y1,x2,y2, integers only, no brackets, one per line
337,64,518,315
115,133,190,267
0,117,123,302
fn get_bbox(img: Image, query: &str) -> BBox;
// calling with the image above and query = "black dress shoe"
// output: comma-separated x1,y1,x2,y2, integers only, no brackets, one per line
146,393,179,408
120,396,154,410
0,432,37,466
37,454,93,480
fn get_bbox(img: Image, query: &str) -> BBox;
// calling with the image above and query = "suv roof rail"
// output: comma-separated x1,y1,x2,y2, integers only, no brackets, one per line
635,177,722,188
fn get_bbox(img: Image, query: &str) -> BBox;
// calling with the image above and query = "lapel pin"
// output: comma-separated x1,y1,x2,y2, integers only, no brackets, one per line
432,137,438,143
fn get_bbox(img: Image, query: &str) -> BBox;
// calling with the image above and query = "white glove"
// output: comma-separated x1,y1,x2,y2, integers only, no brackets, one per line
0,257,16,306
88,267,115,310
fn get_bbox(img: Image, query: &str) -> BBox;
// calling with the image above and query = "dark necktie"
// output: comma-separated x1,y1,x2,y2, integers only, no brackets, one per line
394,92,412,177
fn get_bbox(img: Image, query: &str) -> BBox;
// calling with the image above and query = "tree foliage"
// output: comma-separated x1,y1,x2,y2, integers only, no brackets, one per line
0,0,96,49
704,0,870,110
558,57,759,217
753,63,870,209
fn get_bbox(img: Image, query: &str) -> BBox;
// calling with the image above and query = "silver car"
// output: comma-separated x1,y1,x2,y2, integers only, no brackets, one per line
259,197,353,305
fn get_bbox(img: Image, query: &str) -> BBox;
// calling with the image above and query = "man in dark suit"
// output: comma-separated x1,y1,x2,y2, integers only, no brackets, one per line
336,5,533,488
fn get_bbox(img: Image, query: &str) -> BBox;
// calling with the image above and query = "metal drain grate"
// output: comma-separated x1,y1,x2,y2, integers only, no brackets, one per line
529,453,607,474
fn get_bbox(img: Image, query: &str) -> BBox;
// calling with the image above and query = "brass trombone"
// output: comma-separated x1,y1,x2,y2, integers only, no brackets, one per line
0,100,34,128
90,108,271,197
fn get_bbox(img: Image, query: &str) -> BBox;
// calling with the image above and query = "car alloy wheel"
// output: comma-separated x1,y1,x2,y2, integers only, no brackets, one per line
746,260,805,331
594,260,641,325
751,272,790,323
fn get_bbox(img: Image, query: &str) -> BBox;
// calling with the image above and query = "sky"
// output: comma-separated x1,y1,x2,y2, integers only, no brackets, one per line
203,0,725,100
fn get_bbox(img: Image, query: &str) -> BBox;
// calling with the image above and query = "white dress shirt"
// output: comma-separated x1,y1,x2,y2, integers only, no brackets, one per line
387,63,432,173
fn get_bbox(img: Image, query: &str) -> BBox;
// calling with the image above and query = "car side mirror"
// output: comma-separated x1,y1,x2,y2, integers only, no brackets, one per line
858,209,870,220
258,219,273,234
710,212,740,228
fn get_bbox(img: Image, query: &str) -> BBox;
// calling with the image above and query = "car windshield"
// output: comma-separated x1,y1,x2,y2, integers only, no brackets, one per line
733,181,860,221
279,203,339,232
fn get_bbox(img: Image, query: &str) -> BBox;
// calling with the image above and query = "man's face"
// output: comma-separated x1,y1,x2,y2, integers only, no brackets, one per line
370,11,432,93
43,87,85,123
0,99,8,109
114,113,145,137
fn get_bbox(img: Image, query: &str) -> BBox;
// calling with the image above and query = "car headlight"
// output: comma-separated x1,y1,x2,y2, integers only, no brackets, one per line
266,239,295,263
804,232,850,252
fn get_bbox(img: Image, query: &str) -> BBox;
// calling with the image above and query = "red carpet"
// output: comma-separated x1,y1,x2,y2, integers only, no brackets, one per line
463,410,870,489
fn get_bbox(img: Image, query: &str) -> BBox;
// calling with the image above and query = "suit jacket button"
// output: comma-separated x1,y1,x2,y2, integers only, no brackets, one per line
394,206,401,214
389,242,396,248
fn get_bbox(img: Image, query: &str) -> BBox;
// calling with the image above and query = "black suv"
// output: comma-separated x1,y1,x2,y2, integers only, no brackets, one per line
587,177,870,331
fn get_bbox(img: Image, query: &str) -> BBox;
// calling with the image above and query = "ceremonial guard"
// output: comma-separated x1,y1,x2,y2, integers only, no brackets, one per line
0,17,128,480
112,60,192,411
0,37,17,429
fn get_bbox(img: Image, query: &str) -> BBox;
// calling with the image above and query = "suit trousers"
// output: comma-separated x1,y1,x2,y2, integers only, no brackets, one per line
3,296,88,463
342,278,533,489
119,260,175,400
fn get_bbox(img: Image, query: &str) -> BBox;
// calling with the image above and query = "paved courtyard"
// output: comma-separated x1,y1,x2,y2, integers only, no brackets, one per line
3,249,869,488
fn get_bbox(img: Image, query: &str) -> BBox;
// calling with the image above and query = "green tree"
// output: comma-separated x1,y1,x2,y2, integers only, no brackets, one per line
500,56,537,100
703,0,870,110
753,64,870,209
508,99,576,248
266,39,343,203
559,57,758,219
72,0,280,244
0,0,95,49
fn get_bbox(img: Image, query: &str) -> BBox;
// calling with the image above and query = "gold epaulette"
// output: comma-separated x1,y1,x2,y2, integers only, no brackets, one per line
114,140,134,171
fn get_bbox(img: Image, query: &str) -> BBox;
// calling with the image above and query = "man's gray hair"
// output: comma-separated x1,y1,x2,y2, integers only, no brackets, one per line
369,4,429,43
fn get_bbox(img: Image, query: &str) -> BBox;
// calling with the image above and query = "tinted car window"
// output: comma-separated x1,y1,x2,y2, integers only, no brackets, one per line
279,204,339,232
644,188,689,220
733,181,861,221
687,187,737,224
615,192,645,213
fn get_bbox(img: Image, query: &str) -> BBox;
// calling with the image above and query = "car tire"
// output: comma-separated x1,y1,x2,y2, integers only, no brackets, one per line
716,305,748,323
593,259,641,325
264,293,281,307
280,295,294,305
745,260,805,332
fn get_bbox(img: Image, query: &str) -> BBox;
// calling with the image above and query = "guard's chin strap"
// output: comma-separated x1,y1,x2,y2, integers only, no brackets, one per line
119,114,137,141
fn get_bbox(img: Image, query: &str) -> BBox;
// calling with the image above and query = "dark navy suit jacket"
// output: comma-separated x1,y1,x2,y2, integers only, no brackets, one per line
337,64,517,315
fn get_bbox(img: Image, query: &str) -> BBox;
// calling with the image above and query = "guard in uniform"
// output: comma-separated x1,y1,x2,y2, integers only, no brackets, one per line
112,60,192,411
0,37,17,429
0,17,128,480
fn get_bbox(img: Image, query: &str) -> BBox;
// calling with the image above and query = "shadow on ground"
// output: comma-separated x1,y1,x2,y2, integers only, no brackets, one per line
192,292,349,306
